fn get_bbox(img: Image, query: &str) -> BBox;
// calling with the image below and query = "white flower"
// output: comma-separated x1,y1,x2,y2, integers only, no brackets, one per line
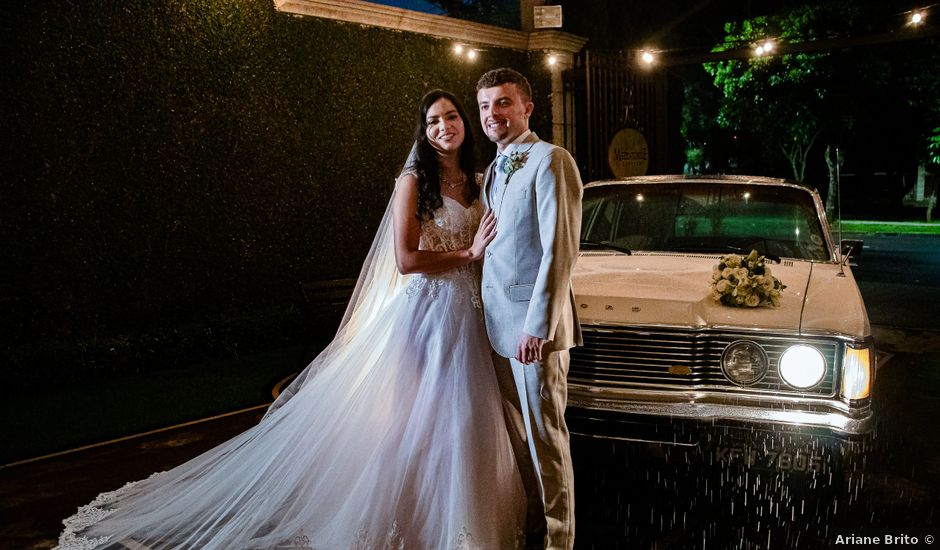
710,249,786,309
502,151,529,179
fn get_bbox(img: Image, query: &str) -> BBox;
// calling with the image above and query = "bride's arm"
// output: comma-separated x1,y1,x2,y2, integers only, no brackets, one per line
392,173,496,275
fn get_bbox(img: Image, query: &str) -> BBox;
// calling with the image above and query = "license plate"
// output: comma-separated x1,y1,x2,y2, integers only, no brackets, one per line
715,445,826,473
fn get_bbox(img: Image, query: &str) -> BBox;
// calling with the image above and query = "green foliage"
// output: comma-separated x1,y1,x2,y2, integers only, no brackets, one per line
2,0,541,381
701,2,892,181
6,305,308,388
900,38,940,163
929,129,940,166
680,75,752,174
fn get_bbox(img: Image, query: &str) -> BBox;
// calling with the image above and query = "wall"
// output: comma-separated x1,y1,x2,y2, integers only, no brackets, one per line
1,0,584,382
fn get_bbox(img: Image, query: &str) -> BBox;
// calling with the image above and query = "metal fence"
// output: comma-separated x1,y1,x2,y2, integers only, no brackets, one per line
563,49,672,182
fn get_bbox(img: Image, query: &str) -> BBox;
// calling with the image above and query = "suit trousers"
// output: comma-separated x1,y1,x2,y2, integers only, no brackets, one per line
493,350,575,550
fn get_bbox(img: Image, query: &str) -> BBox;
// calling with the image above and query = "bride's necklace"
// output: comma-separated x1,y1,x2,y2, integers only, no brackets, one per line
440,171,466,189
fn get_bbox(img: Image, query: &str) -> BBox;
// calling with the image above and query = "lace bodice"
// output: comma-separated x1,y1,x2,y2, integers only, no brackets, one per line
406,196,483,308
420,196,482,252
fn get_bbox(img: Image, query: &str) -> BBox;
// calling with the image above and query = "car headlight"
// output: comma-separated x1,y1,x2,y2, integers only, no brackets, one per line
841,345,872,400
778,345,827,389
720,340,768,386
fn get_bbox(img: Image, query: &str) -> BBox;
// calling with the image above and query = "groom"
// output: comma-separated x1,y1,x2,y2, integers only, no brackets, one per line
477,67,583,550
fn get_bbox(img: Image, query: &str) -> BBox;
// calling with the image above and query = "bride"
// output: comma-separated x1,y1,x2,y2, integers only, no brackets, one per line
57,89,525,550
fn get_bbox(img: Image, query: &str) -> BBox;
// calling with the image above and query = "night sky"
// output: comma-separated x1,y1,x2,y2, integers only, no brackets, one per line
370,0,438,13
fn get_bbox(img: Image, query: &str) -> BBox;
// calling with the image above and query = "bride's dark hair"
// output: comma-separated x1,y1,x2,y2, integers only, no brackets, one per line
407,89,479,220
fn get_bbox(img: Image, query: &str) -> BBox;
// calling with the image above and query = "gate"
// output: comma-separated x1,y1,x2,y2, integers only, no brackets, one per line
562,49,674,182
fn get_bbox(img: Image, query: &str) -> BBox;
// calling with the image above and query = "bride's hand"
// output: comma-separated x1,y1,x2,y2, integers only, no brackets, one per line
468,210,497,261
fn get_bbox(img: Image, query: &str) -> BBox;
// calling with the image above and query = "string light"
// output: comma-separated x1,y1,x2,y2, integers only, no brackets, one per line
547,54,558,66
452,43,480,62
622,8,929,70
754,39,775,56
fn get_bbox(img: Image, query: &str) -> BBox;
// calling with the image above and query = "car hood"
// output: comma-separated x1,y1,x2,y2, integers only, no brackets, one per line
573,252,870,337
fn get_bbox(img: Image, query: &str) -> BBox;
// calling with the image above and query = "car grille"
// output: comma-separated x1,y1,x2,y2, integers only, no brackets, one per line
570,325,839,396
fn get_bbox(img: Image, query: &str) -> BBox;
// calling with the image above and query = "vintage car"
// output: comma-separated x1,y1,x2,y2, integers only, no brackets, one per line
568,175,874,453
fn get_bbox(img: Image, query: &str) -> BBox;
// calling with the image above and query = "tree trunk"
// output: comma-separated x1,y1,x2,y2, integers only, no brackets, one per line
824,144,844,220
782,130,821,183
928,186,937,223
782,143,804,182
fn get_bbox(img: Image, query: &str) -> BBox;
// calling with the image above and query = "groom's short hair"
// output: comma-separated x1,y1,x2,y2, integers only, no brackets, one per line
476,68,532,102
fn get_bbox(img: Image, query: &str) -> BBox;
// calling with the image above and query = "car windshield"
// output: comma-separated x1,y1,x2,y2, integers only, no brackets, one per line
581,182,831,261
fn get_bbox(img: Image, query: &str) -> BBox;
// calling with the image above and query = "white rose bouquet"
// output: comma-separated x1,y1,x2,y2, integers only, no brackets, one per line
710,250,786,308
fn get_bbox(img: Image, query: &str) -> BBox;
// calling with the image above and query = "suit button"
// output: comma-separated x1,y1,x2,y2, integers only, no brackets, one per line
485,250,492,257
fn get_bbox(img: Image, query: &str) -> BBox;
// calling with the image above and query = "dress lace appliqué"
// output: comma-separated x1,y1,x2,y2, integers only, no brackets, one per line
289,531,314,549
384,521,405,550
455,526,480,550
405,198,483,309
57,472,165,550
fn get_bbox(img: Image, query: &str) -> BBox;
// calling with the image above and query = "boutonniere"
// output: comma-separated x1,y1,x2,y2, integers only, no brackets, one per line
500,151,529,180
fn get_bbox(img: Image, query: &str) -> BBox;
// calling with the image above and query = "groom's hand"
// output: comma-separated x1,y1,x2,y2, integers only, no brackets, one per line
516,333,546,364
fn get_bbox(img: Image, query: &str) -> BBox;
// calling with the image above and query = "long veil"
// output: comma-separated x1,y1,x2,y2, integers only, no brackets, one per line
57,142,526,550
263,144,417,417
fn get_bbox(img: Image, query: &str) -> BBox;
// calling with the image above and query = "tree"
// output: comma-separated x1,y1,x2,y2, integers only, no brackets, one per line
899,37,940,222
901,37,940,163
681,76,762,175
930,131,940,166
703,2,892,217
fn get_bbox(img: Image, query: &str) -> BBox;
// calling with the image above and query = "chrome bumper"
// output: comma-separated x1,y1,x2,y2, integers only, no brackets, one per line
568,383,874,435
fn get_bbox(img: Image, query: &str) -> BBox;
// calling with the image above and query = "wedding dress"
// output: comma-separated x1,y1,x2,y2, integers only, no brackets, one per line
57,192,525,549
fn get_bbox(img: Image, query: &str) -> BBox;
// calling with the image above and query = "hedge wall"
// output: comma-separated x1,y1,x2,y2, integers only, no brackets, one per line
1,0,554,383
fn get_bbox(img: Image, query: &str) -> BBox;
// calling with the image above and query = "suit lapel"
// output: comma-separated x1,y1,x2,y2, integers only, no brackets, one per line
485,131,540,210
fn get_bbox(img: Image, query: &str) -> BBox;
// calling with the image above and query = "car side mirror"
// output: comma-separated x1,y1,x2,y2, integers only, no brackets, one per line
841,239,863,260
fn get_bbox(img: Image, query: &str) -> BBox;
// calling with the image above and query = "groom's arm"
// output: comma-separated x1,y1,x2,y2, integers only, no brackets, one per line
522,147,583,344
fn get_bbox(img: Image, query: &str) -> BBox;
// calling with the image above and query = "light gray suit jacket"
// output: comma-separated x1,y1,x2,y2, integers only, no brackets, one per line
481,132,583,358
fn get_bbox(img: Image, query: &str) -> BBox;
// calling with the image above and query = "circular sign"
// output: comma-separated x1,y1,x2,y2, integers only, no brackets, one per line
607,128,648,177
